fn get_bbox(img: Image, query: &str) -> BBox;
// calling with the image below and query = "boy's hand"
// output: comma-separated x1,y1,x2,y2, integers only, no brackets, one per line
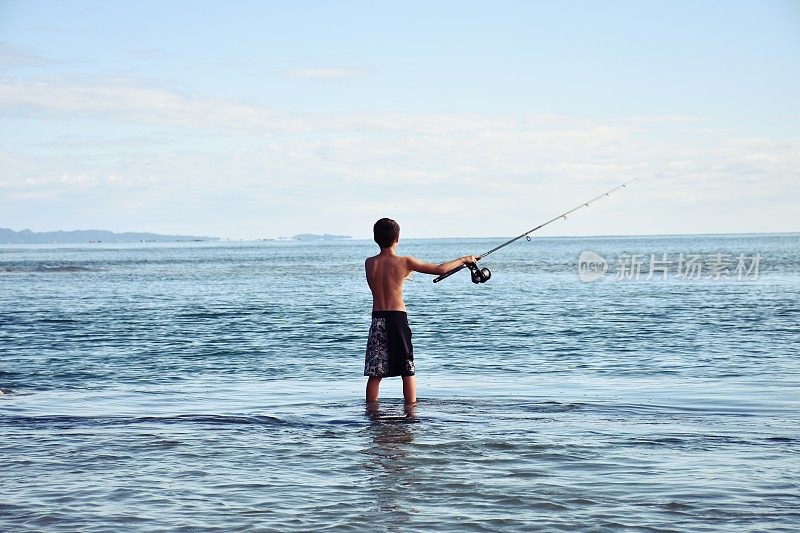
463,255,479,265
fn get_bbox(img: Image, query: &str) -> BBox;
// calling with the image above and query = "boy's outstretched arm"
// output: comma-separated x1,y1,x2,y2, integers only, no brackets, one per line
406,255,479,276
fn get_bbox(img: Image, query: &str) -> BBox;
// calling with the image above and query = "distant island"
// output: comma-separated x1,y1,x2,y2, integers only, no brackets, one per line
0,227,219,244
292,233,351,242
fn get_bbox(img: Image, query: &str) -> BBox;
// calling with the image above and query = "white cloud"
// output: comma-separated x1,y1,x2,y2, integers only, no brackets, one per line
0,78,283,130
284,67,366,79
123,48,172,61
1,76,797,237
0,42,53,68
0,170,147,190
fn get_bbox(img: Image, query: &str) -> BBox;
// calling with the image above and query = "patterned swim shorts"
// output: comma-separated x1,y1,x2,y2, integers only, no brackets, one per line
364,310,415,377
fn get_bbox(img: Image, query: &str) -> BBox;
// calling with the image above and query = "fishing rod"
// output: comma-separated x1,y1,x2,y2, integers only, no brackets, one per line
433,178,639,284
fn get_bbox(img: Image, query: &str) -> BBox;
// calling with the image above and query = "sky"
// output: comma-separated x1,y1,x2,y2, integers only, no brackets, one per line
1,0,798,239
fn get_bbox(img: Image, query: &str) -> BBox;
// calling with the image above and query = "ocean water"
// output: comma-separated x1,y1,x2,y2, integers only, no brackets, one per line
1,234,798,532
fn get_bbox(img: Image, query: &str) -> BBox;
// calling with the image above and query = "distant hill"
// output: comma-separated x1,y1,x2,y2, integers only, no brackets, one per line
0,227,219,244
292,233,351,242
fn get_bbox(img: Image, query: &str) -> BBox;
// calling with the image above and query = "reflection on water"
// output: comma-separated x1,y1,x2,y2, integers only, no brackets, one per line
362,402,420,525
362,401,418,468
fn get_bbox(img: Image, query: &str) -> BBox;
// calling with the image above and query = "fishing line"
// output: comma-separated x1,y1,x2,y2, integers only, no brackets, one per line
433,178,639,284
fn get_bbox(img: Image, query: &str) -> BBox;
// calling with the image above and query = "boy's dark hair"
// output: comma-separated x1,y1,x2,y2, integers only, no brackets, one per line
373,218,400,248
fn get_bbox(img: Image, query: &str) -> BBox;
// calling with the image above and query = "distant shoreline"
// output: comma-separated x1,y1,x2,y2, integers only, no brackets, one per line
291,233,351,242
0,227,219,244
1,231,796,246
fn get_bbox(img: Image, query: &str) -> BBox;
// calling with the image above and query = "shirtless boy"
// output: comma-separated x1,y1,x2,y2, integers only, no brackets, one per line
364,218,477,404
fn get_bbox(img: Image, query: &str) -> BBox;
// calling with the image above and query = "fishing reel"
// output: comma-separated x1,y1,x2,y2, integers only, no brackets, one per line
467,262,491,284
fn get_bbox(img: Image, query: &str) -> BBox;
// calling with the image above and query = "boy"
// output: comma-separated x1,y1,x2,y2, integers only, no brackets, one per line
364,217,477,404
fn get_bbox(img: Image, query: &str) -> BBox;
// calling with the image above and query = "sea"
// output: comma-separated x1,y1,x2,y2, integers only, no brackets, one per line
1,234,798,532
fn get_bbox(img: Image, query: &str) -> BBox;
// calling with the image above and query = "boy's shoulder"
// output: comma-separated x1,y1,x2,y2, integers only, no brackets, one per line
365,255,414,273
366,254,412,262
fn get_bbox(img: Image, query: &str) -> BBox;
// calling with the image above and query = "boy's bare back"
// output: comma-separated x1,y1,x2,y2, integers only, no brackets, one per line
365,251,478,312
365,254,410,312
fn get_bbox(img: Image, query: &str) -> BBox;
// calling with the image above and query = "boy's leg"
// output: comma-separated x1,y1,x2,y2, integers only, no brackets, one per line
402,375,416,404
366,376,381,402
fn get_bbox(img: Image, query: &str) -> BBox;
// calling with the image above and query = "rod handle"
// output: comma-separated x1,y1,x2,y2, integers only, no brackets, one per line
433,264,466,283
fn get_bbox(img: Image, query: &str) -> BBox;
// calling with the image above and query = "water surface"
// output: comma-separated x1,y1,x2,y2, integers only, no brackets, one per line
2,234,798,531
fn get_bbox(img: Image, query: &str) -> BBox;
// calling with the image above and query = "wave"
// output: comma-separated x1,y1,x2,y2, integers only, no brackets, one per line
0,413,291,429
133,414,289,426
1,265,98,273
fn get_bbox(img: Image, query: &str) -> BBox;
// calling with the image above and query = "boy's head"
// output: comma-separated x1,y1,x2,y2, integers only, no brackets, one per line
373,218,400,249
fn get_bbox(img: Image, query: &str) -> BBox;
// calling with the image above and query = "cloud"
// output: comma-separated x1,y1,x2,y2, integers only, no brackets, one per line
0,42,53,68
0,169,148,191
123,48,172,61
31,26,95,35
283,67,367,79
0,77,283,130
1,76,797,237
2,77,797,195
